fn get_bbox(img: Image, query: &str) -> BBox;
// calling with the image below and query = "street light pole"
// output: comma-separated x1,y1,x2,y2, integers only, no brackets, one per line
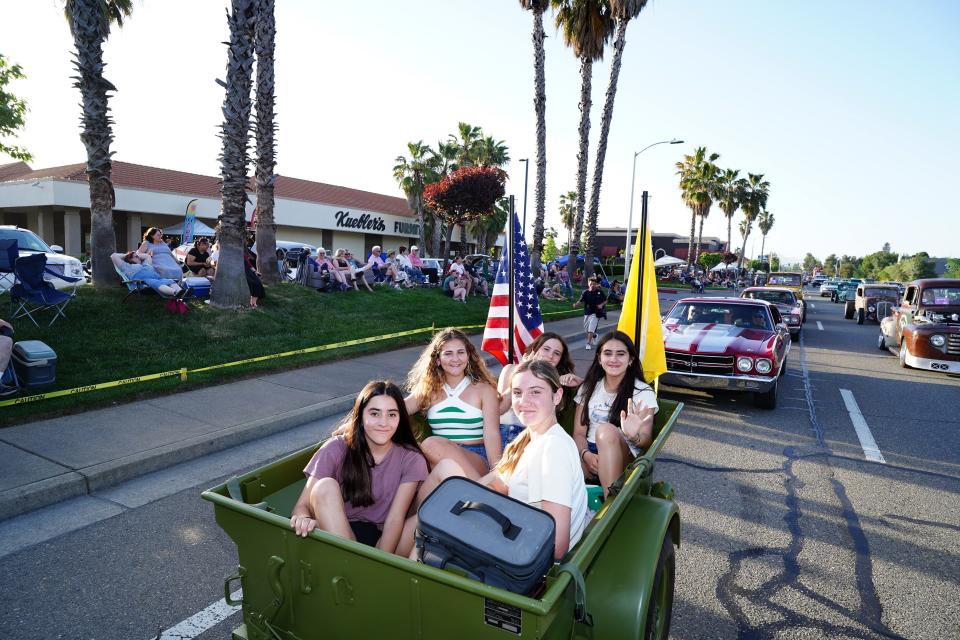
624,138,683,282
519,158,530,240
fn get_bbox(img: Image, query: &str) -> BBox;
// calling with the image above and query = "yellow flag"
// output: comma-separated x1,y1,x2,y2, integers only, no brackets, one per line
617,229,667,384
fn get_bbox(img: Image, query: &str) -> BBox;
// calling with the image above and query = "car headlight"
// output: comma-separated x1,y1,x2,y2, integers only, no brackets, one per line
736,357,754,372
868,306,875,312
930,334,946,348
755,358,773,374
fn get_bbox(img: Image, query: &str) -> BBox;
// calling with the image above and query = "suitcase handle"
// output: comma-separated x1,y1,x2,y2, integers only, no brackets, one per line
451,500,520,540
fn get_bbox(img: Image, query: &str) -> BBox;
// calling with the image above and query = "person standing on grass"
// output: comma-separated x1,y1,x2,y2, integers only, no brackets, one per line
573,276,606,350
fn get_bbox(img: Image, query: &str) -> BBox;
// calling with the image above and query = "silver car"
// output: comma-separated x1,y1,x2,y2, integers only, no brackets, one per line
0,226,86,292
819,280,839,297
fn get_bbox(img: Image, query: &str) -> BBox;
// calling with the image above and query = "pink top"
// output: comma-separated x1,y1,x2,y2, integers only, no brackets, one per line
409,253,424,268
303,436,427,526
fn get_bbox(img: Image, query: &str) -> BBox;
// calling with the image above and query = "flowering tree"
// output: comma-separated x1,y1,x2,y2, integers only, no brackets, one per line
424,165,506,271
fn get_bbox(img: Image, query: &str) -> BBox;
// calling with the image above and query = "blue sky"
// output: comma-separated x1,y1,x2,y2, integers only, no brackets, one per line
2,0,958,263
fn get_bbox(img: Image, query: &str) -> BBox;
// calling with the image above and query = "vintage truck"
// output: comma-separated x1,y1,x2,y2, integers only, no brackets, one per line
878,278,960,373
203,400,684,640
849,284,900,324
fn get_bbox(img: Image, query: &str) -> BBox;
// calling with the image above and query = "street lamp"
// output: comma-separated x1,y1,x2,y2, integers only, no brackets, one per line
518,158,530,239
624,138,683,282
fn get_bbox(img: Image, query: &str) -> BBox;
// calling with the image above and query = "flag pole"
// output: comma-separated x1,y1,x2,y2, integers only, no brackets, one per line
635,191,649,344
508,195,516,364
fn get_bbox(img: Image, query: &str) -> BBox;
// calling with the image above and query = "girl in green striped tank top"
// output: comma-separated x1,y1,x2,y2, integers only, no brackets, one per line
405,328,501,480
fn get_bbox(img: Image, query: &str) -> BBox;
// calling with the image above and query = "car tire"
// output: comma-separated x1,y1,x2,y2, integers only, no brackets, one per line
857,308,865,325
899,339,909,368
877,333,887,351
844,301,854,319
754,377,778,410
643,532,676,640
779,357,788,378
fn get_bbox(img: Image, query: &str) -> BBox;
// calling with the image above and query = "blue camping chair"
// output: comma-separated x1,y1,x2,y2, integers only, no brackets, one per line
10,253,82,327
0,239,17,294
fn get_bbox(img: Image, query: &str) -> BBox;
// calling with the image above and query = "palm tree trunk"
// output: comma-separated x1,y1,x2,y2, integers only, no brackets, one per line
212,0,256,308
759,234,767,270
687,210,696,271
530,9,547,273
416,183,426,253
566,57,592,271
70,0,117,288
738,225,752,271
583,17,628,280
253,0,278,285
431,214,443,259
726,214,733,257
442,219,456,274
695,214,704,268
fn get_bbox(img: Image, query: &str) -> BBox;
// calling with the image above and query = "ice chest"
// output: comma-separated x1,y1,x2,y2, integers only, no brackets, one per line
12,340,57,387
183,276,211,299
416,476,556,595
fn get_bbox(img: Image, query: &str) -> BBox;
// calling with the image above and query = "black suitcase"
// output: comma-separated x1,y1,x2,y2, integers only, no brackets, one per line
415,476,555,594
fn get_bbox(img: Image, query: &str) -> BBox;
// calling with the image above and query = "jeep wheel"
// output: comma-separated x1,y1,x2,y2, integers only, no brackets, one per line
856,308,865,325
754,378,778,410
844,301,854,319
643,532,676,640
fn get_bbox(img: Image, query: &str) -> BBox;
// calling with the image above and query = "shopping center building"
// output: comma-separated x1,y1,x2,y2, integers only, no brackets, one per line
0,160,477,258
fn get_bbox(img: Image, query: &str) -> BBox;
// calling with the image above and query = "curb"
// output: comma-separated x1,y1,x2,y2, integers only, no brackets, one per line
0,317,615,522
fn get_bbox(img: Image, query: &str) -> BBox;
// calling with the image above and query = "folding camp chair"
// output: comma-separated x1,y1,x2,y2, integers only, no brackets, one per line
0,239,18,294
10,253,82,327
113,259,176,303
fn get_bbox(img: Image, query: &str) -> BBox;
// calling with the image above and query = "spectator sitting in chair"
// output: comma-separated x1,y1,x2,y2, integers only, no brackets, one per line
542,283,567,300
608,280,624,304
112,252,186,298
360,245,387,283
448,256,471,296
385,250,412,289
442,272,457,298
315,248,347,290
463,258,488,296
185,238,216,278
0,319,15,398
136,227,184,280
397,246,425,285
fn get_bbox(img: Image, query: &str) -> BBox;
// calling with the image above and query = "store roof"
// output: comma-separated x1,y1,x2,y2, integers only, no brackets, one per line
0,160,413,217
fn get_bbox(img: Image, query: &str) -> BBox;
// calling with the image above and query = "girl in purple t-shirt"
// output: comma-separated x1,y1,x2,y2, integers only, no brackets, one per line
290,380,427,554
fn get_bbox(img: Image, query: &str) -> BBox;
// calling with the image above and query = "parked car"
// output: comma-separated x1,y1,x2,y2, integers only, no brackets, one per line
740,287,803,338
878,279,960,373
850,284,901,324
831,280,861,303
661,297,791,409
0,226,86,292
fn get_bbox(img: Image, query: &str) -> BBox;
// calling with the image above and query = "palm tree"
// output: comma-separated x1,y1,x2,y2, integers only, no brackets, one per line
675,147,719,271
393,140,433,253
558,190,577,252
757,209,774,269
450,122,483,168
468,197,509,256
518,0,550,272
553,0,615,272
739,218,751,262
474,135,510,167
212,0,257,308
63,0,133,288
582,0,648,279
253,0,278,284
716,168,743,254
737,173,770,271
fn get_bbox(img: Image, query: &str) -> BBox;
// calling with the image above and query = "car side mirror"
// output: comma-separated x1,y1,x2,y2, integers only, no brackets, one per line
50,244,64,253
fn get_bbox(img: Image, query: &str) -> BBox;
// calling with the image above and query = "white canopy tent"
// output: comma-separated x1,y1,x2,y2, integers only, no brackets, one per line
654,255,685,267
710,262,738,272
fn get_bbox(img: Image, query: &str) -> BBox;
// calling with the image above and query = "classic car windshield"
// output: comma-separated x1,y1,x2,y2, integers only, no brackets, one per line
768,274,801,286
667,302,772,330
863,287,898,298
920,287,960,306
0,228,52,253
746,290,795,305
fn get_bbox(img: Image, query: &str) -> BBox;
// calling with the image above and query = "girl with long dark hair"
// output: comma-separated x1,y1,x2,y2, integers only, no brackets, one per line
574,331,658,498
290,380,427,554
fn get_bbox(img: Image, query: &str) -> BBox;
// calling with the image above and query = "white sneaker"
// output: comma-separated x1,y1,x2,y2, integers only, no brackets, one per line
585,344,591,350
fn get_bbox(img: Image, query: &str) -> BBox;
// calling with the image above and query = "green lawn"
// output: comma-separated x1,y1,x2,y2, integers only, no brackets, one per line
1,282,589,426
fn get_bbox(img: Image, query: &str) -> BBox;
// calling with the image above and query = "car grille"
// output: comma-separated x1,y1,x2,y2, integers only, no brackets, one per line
665,350,735,375
45,264,65,276
948,335,960,356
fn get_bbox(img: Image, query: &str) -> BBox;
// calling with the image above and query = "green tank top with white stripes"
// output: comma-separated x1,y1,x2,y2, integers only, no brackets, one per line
426,377,485,441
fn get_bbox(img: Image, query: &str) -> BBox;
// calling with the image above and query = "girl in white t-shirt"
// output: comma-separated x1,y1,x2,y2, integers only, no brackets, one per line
399,360,588,560
574,331,657,498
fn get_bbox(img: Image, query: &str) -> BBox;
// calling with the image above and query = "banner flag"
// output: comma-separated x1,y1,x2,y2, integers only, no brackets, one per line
617,228,668,384
182,199,199,246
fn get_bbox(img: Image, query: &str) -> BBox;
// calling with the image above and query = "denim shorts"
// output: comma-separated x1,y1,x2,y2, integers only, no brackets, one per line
460,442,488,465
500,423,525,448
587,441,598,455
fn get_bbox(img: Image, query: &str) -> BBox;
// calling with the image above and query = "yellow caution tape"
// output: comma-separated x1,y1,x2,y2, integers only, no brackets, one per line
0,369,185,407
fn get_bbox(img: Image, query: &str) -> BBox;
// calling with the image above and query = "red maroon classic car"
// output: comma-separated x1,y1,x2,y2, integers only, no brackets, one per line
660,297,791,409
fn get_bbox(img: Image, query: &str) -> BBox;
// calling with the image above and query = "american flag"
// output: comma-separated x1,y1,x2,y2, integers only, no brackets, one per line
481,212,544,365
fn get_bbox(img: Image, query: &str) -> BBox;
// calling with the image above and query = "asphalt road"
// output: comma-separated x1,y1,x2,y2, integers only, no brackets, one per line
0,286,957,639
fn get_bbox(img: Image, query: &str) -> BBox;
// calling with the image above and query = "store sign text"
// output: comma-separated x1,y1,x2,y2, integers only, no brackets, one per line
335,210,386,232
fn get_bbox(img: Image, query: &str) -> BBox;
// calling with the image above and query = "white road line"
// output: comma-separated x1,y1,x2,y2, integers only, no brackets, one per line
156,590,242,639
816,321,824,331
839,389,886,463
809,303,816,309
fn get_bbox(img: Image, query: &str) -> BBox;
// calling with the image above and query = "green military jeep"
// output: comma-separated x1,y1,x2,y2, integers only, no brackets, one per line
204,401,684,640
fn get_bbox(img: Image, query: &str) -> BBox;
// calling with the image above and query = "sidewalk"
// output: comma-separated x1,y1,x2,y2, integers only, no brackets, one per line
0,311,623,522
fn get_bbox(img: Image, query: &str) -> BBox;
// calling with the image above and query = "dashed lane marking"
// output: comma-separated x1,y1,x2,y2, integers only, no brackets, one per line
809,303,816,309
839,389,886,463
816,321,824,331
156,591,241,639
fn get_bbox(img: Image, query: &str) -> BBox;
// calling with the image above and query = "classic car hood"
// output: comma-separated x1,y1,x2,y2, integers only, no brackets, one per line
663,323,776,355
774,303,801,315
